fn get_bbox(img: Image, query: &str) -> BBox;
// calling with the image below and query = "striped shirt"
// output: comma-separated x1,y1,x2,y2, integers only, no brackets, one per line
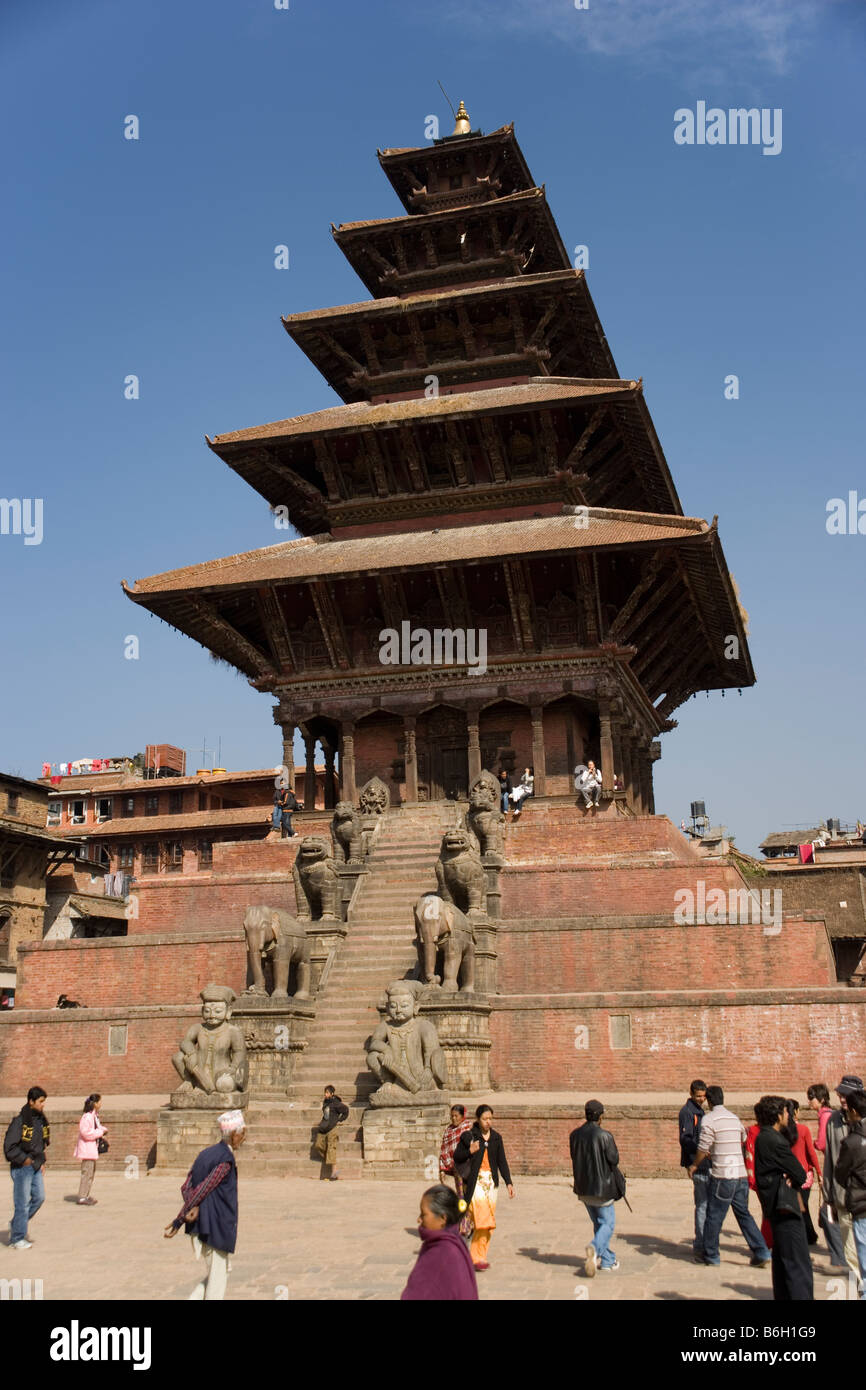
697,1106,747,1179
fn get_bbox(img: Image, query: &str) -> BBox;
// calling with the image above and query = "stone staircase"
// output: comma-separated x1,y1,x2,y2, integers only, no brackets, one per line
242,802,460,1177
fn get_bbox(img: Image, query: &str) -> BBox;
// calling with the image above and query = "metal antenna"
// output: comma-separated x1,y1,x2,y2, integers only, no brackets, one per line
437,81,457,121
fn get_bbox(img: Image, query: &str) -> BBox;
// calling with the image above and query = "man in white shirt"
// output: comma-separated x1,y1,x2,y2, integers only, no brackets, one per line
574,761,602,810
688,1084,771,1267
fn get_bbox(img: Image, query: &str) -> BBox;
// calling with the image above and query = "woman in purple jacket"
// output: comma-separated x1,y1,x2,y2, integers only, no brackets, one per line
401,1185,479,1301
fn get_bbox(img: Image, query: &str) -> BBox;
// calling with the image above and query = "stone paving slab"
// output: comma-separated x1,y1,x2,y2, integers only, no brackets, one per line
0,1174,852,1302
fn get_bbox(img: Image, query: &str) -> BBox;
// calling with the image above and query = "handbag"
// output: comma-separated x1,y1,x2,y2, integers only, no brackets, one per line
97,1137,109,1154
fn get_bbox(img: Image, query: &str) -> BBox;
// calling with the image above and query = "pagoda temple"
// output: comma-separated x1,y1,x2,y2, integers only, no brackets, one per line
124,109,754,810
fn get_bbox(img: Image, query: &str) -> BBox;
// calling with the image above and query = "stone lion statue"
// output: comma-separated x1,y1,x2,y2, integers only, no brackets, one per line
413,893,475,993
435,827,486,917
242,905,311,1000
331,801,362,864
466,775,505,861
292,837,340,922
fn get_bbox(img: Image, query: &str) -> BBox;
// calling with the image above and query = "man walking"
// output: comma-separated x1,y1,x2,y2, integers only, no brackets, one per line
570,1099,621,1275
4,1085,50,1250
753,1095,813,1300
689,1084,771,1268
314,1085,348,1180
679,1079,711,1256
164,1109,246,1300
823,1074,864,1282
833,1088,866,1297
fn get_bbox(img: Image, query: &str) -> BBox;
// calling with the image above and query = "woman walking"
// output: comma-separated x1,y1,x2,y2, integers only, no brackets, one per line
401,1185,478,1301
454,1104,514,1271
74,1093,107,1206
786,1099,822,1245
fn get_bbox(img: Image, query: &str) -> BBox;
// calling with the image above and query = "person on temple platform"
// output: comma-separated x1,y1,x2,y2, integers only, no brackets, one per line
511,767,534,819
574,760,602,810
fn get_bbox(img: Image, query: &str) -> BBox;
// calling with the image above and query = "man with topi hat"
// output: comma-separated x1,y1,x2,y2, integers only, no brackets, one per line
164,1109,246,1300
822,1074,864,1283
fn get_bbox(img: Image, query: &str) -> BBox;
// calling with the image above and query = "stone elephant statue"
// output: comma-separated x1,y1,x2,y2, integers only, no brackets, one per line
413,893,475,994
243,904,311,1000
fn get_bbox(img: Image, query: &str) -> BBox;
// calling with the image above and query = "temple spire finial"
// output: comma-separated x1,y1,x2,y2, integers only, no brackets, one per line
452,99,471,136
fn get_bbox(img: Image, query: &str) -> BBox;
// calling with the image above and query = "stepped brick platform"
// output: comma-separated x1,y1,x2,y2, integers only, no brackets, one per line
1,800,863,1178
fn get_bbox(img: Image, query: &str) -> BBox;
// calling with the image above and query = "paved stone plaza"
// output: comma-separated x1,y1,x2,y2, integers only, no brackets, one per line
0,1174,852,1301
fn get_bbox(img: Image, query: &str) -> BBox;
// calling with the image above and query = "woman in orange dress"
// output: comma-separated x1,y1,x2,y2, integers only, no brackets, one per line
454,1104,515,1271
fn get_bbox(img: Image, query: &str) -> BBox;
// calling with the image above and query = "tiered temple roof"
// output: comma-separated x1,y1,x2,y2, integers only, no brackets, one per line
126,109,754,787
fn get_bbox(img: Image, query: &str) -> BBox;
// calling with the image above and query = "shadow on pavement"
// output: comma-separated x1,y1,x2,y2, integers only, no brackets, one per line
516,1246,582,1269
722,1282,772,1300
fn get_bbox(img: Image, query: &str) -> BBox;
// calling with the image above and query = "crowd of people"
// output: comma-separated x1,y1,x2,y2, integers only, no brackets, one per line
5,1074,865,1302
678,1074,866,1301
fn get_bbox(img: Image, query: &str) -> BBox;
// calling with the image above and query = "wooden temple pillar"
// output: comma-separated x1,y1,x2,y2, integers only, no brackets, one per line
620,730,636,812
647,742,660,815
340,721,357,806
598,699,615,798
322,741,337,810
404,716,419,804
636,747,652,816
273,705,295,782
302,729,317,810
467,712,482,787
530,703,547,796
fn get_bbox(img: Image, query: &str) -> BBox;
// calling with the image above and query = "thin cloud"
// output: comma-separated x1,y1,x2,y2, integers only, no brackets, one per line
447,0,839,76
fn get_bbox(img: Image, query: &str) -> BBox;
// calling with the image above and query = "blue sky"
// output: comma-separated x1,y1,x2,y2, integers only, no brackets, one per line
1,0,863,853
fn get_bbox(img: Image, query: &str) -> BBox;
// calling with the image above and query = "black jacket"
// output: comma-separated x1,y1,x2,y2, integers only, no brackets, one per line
754,1125,807,1220
454,1125,513,1203
274,788,299,812
569,1120,619,1202
678,1098,711,1172
4,1105,50,1170
317,1094,349,1135
835,1118,866,1220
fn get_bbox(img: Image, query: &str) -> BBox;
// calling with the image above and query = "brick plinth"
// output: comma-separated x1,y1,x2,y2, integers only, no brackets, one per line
489,991,866,1092
496,916,835,994
0,1007,197,1095
15,932,246,1010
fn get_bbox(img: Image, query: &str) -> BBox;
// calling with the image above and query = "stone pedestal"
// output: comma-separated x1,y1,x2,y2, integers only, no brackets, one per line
420,993,491,1092
482,854,502,919
156,1106,234,1171
470,916,499,995
308,922,348,994
336,863,367,922
233,994,316,1098
361,1103,450,1178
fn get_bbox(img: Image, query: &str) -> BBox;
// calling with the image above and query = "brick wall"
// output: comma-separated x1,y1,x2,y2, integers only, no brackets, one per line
503,810,695,864
501,862,746,918
0,1007,197,1095
0,1105,162,1172
489,993,866,1092
497,916,835,993
487,1104,820,1179
15,932,246,1010
354,716,405,800
129,821,333,934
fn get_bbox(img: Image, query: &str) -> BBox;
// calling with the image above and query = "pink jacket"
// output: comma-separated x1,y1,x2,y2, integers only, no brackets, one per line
74,1111,106,1160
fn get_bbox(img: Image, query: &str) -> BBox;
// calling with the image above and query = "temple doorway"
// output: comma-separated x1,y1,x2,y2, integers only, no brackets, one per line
416,707,469,801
